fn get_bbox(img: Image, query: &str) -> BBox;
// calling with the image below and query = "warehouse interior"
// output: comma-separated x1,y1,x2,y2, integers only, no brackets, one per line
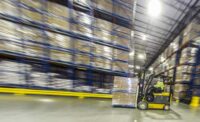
0,0,200,121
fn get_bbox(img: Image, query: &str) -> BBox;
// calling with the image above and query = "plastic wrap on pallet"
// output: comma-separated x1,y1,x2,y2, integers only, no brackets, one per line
47,1,69,18
113,61,128,72
28,71,49,87
74,39,92,53
74,0,91,7
182,22,200,46
20,0,42,9
75,54,90,65
94,44,113,58
113,2,133,20
0,40,23,53
112,77,138,107
20,8,43,23
50,49,72,62
73,11,93,25
47,31,72,49
24,42,46,57
46,15,70,30
50,73,73,90
92,0,113,13
95,18,112,31
0,20,19,40
0,60,27,72
114,49,129,61
0,0,18,17
93,29,112,42
18,26,44,43
112,24,132,38
94,57,112,69
0,71,26,85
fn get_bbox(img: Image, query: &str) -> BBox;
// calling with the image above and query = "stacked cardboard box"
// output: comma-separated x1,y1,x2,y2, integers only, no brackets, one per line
113,61,128,72
95,18,112,31
20,0,42,9
0,19,19,40
28,71,49,87
75,54,90,65
24,41,45,57
47,1,69,18
93,0,113,13
19,26,44,43
73,11,93,37
182,22,200,46
94,57,112,69
0,60,26,85
0,0,18,17
93,29,112,42
74,39,92,53
94,44,113,58
112,77,138,107
47,31,72,49
50,49,72,62
113,1,133,19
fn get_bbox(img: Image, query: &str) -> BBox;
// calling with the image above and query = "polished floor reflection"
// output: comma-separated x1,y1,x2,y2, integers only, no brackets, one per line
0,94,199,122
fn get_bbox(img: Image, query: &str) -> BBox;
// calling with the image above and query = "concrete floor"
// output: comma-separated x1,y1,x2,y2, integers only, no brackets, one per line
0,94,199,122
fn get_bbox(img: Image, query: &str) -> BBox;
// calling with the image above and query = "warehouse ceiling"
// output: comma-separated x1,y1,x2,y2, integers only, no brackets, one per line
132,0,200,72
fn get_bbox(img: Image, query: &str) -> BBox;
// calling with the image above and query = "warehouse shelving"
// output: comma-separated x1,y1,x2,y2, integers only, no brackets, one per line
0,0,135,97
150,20,200,104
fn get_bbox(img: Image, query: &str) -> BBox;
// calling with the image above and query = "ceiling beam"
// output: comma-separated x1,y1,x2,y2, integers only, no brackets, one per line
135,10,173,26
145,0,200,69
135,18,173,33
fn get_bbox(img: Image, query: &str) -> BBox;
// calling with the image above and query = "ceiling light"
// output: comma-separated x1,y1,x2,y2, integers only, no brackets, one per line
160,56,165,62
136,65,140,69
142,35,146,40
129,51,135,56
138,54,145,60
148,0,161,18
129,65,134,68
149,67,153,71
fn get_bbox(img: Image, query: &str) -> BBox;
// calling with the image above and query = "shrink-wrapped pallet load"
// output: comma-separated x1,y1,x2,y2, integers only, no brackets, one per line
47,32,72,49
112,77,138,107
50,49,72,62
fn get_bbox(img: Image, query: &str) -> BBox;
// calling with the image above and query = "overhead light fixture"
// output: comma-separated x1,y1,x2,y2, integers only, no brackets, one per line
148,0,161,18
138,54,145,60
149,67,153,71
142,35,146,40
160,56,165,62
129,65,134,68
129,51,135,56
135,65,140,70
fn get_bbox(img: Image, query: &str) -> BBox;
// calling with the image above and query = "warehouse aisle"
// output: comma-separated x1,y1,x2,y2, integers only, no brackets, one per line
0,94,199,122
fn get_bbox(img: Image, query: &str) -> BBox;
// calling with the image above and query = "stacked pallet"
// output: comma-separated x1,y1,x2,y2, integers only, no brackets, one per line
173,22,200,101
112,76,138,107
0,0,131,72
0,0,134,93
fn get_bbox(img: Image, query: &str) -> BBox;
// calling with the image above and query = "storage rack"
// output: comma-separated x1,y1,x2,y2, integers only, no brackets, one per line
0,0,134,98
150,20,200,104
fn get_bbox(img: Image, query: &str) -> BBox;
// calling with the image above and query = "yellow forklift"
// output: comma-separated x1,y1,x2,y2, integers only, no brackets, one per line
137,73,172,110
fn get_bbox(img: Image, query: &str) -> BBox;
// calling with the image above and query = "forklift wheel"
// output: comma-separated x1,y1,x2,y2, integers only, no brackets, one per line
138,101,148,110
146,94,154,102
164,105,170,110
